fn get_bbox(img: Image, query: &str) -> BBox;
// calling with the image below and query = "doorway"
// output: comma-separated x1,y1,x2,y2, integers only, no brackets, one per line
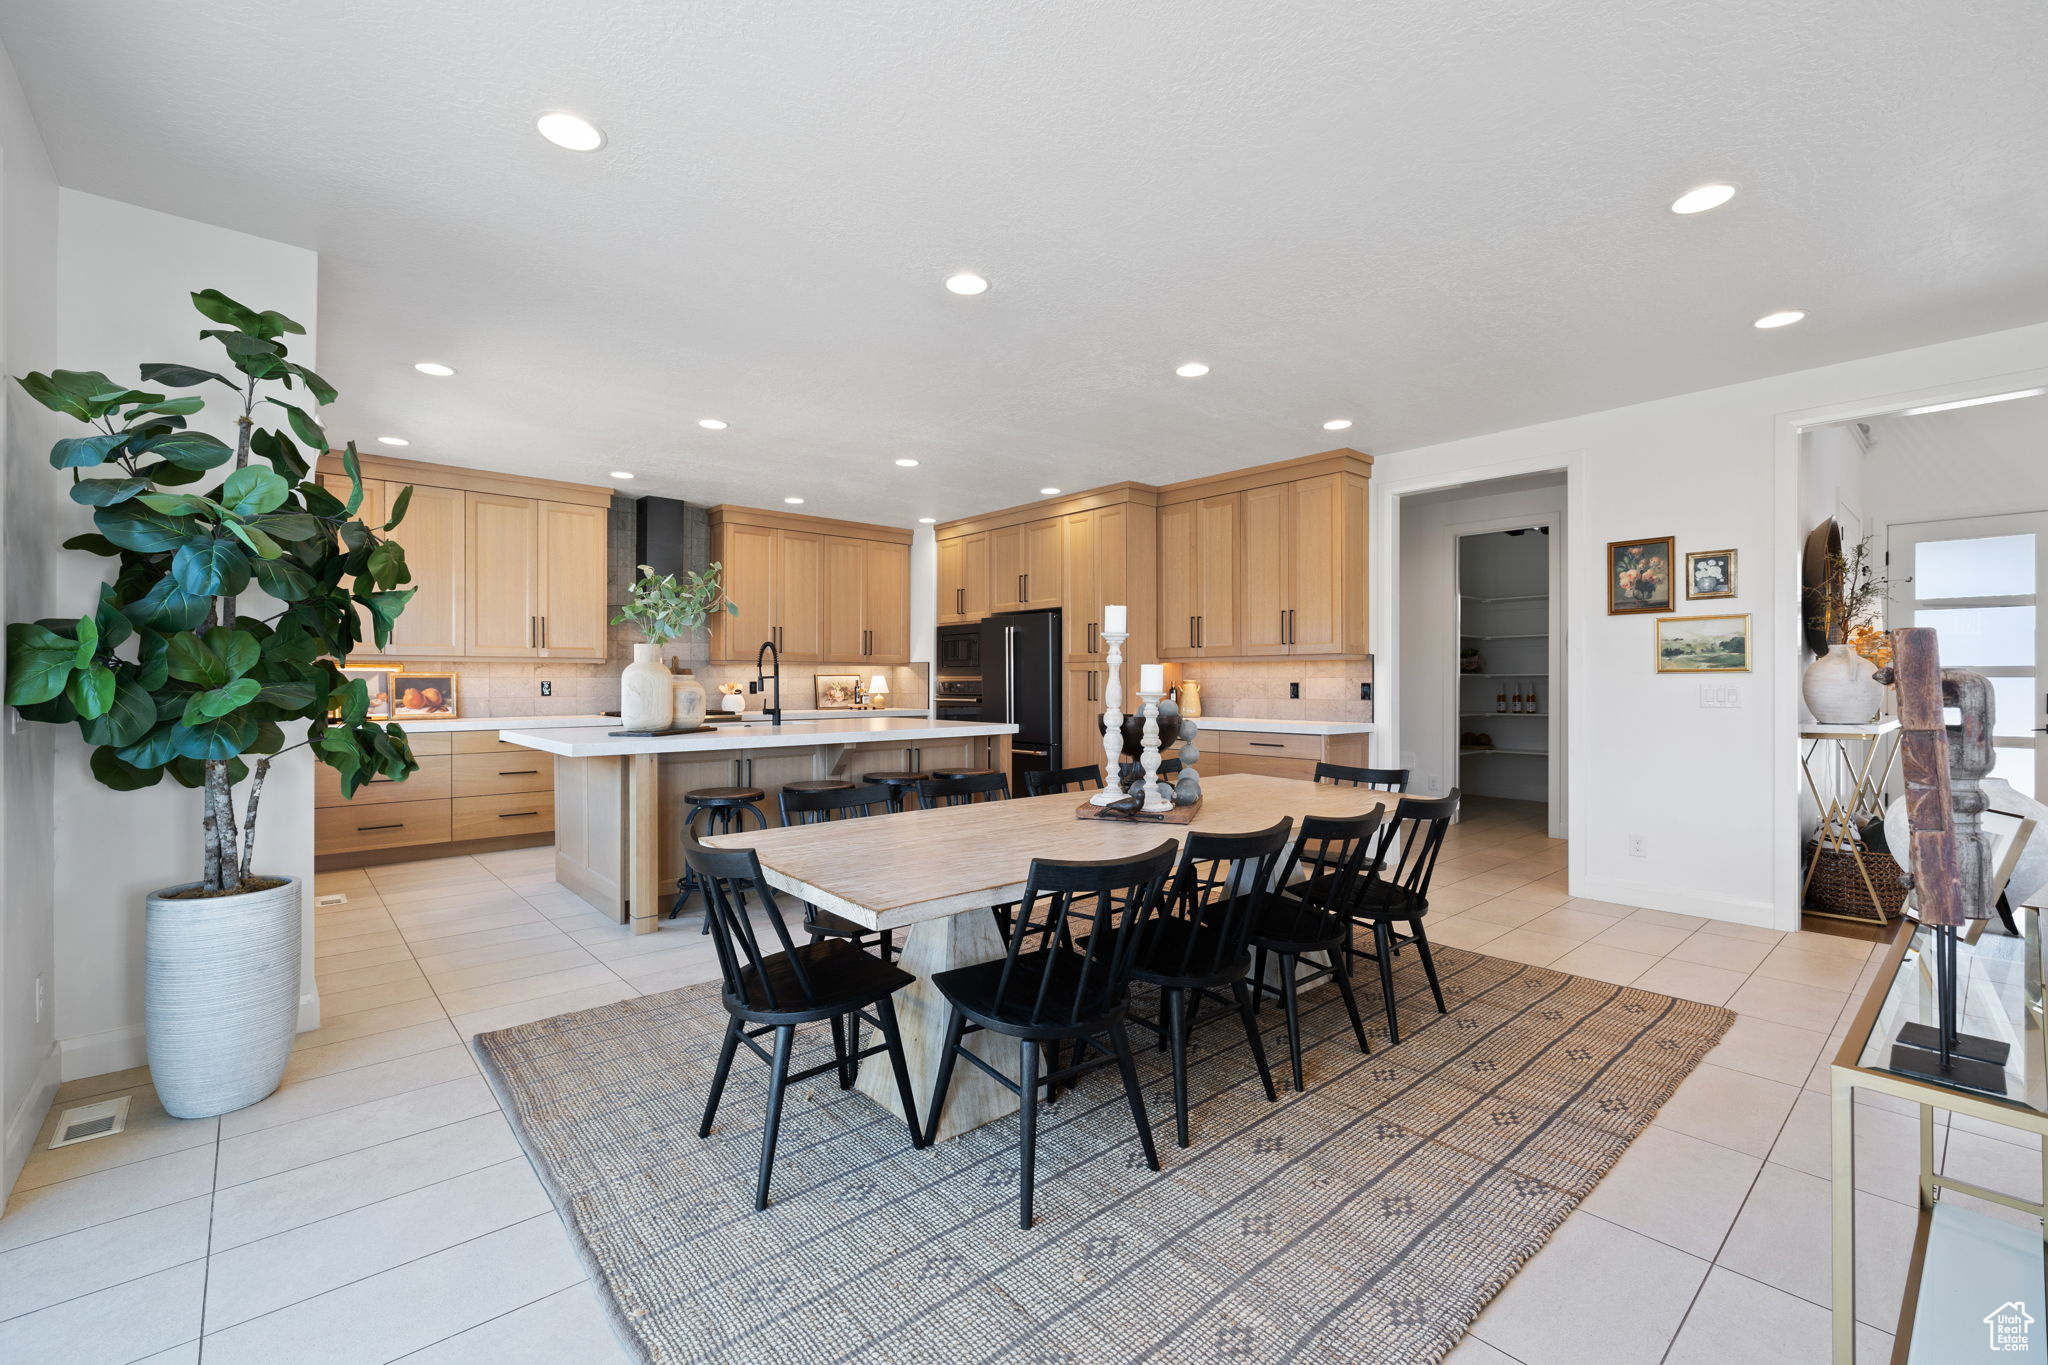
1457,527,1554,816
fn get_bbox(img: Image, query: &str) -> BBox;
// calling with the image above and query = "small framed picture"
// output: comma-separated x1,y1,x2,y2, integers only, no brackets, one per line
1656,615,1752,673
1686,549,1737,600
392,673,458,719
337,666,398,720
814,674,863,709
1607,536,1676,614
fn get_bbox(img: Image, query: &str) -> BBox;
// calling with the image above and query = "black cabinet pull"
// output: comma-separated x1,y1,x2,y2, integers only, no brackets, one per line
1188,615,1196,648
497,769,540,776
1250,740,1284,748
498,811,540,819
359,822,404,831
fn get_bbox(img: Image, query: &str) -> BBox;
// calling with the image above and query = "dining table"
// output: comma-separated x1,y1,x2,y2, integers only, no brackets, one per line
707,772,1395,1141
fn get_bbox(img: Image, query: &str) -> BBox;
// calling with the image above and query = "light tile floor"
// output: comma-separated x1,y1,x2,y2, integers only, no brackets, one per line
0,799,2014,1363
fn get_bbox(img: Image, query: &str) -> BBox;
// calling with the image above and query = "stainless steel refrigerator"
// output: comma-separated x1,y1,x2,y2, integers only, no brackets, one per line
979,609,1063,791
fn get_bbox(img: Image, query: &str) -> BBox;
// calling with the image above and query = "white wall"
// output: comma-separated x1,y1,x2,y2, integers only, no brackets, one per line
1371,321,2048,928
1865,393,2048,532
50,190,320,1080
0,37,62,1194
1396,478,1565,811
909,523,936,707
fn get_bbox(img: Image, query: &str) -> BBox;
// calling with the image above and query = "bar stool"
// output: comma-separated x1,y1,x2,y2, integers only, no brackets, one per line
780,779,854,796
929,765,1001,780
670,786,767,926
861,770,927,813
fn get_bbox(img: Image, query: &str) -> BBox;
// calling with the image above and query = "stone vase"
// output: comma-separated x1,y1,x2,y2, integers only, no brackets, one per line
670,669,708,729
620,642,674,731
146,875,301,1119
1803,645,1884,724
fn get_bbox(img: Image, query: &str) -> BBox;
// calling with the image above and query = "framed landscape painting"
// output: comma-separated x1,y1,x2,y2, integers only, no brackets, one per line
1656,614,1751,673
1607,536,1675,614
1686,548,1737,599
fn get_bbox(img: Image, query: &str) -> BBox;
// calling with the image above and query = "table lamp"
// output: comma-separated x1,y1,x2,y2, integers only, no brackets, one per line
867,674,889,709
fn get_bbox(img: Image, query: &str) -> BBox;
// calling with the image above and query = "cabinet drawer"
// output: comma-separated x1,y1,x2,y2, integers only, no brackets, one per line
452,790,555,842
315,755,453,809
1213,730,1324,762
316,798,451,854
453,751,555,797
401,730,455,756
1216,752,1317,782
452,730,535,755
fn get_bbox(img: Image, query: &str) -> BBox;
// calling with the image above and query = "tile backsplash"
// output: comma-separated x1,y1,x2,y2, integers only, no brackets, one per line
1166,658,1374,723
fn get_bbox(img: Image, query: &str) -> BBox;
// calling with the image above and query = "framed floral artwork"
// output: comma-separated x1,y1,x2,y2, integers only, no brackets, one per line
814,674,863,709
1607,536,1675,615
1686,549,1737,600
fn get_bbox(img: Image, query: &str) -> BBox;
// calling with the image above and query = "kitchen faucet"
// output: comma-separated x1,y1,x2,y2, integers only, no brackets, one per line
752,638,783,726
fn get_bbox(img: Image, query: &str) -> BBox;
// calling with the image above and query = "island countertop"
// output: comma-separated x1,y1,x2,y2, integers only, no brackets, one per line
500,716,1019,758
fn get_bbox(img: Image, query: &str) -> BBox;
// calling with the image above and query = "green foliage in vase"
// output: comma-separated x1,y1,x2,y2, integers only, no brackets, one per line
3,289,420,893
612,561,737,645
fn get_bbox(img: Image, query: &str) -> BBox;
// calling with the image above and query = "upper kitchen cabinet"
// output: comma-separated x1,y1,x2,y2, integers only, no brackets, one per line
990,517,1061,612
1159,449,1371,660
707,505,913,664
937,531,991,624
314,453,612,662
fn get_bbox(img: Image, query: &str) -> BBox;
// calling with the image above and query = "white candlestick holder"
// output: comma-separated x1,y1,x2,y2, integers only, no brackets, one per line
1136,689,1174,813
1091,630,1129,805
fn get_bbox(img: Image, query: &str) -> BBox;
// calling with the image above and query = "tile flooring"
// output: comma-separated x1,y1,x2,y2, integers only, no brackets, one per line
0,800,2019,1363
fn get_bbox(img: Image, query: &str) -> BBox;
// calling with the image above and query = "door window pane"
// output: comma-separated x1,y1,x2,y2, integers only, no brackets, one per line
1914,534,2035,600
1992,743,2036,799
1912,606,2035,668
1989,675,2039,738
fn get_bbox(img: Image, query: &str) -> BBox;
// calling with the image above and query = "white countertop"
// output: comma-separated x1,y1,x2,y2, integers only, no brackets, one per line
501,716,1018,758
396,713,612,733
1183,716,1375,736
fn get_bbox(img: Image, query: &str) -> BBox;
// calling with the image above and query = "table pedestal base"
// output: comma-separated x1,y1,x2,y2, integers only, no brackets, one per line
857,909,1022,1142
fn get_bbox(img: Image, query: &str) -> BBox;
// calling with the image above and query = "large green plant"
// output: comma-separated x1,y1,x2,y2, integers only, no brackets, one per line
3,289,420,895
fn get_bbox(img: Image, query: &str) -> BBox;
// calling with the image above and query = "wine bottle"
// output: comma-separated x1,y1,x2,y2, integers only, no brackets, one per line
1495,687,1507,714
1510,686,1523,713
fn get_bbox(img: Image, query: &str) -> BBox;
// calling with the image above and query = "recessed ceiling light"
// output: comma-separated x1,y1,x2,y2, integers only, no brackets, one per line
1176,362,1210,378
609,471,636,480
413,362,455,377
1898,387,2048,416
1671,183,1737,215
698,419,728,430
376,436,409,447
783,496,805,505
945,273,990,296
918,517,937,524
536,112,605,152
895,458,920,467
1754,310,1806,329
1040,488,1062,496
1322,419,1353,431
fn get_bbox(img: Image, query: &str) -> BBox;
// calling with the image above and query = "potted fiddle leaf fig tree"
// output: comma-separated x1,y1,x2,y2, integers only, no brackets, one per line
3,289,420,1119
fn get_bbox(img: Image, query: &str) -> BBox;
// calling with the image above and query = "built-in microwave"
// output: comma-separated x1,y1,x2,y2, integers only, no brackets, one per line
937,623,982,676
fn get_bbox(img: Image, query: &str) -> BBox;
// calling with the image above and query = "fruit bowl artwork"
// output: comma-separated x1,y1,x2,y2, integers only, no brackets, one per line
391,673,458,719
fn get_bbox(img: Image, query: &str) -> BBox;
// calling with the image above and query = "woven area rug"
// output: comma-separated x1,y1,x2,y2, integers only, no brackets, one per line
474,942,1732,1365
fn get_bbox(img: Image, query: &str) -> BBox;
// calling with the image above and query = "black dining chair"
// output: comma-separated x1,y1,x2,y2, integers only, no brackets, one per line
1314,762,1409,793
1130,819,1294,1147
684,835,925,1211
778,783,900,962
923,840,1179,1227
1246,809,1383,1091
1346,791,1460,1045
916,771,1010,808
1024,764,1104,797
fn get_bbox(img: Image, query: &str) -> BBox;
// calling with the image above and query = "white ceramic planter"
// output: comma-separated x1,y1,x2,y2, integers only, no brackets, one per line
1803,646,1884,724
670,669,707,729
620,642,674,731
146,875,301,1119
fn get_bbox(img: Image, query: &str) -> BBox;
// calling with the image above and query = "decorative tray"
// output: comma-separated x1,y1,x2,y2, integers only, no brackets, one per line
1076,795,1202,825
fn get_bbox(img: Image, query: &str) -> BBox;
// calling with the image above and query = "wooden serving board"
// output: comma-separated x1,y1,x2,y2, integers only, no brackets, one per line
1075,796,1203,824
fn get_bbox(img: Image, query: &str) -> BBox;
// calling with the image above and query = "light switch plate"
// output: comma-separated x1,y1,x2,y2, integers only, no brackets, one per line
1699,684,1742,708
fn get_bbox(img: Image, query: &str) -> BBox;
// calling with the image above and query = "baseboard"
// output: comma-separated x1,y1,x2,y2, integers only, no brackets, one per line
297,988,321,1034
1568,874,1784,930
56,1022,146,1082
4,1043,61,1195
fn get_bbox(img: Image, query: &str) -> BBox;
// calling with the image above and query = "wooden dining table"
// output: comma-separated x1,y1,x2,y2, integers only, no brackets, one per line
707,772,1394,1140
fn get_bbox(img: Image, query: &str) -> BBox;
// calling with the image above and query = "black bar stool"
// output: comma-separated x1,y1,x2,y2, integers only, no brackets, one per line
670,785,767,927
860,770,927,812
780,778,854,797
929,765,1001,780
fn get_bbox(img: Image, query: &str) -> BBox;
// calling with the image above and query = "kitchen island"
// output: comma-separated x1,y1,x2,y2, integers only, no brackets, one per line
500,717,1018,933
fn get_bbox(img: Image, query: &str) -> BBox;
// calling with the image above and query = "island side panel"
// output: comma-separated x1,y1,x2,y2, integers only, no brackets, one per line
551,753,627,922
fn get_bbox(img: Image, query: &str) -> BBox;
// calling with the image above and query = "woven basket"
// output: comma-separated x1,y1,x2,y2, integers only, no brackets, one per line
1802,840,1908,921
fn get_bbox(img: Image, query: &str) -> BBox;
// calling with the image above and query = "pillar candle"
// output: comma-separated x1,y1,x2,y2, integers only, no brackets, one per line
1139,663,1165,694
1103,604,1127,634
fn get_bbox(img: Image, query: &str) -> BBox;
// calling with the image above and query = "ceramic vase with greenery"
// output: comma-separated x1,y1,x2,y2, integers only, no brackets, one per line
3,290,420,1117
612,562,735,730
1803,534,1890,724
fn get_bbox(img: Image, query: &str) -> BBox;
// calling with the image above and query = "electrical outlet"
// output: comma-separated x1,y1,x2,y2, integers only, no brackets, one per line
1628,834,1649,859
1289,682,1300,700
539,681,552,696
1360,682,1372,701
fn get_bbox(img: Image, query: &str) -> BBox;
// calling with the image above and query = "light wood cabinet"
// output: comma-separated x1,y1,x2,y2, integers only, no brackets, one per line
1064,666,1106,773
1159,494,1242,658
992,518,1060,612
317,723,563,866
317,454,611,664
708,506,914,664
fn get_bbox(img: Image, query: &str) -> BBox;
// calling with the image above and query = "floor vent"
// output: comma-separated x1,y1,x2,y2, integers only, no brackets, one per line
49,1096,131,1149
315,893,348,907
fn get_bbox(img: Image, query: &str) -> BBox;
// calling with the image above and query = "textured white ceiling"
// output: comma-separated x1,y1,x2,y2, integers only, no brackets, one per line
6,1,2048,525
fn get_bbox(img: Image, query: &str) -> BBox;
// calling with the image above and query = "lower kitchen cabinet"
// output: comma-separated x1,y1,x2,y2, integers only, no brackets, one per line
315,728,560,868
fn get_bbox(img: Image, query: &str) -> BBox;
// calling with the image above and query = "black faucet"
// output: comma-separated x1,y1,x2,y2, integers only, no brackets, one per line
752,638,783,725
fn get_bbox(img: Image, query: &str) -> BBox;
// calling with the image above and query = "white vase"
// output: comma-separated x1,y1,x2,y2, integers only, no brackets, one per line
620,642,673,731
146,875,301,1119
670,669,707,730
720,691,747,714
1803,646,1883,724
